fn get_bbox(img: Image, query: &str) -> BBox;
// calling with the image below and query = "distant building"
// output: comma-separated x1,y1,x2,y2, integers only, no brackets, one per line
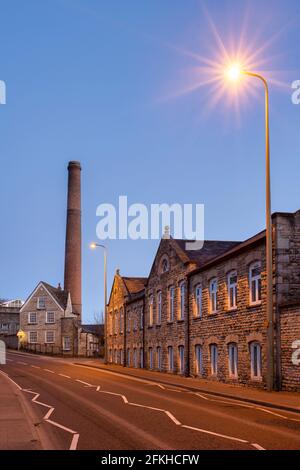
107,210,300,392
79,324,104,357
0,299,23,349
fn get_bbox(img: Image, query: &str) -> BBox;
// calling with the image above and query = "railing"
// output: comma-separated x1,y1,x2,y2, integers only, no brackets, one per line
20,343,62,356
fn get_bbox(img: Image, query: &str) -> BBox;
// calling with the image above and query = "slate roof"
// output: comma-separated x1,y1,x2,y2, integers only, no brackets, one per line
81,324,104,336
122,277,148,295
171,239,241,266
41,282,69,310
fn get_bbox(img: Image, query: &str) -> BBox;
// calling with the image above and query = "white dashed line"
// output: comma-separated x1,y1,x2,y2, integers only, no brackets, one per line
17,361,28,365
182,424,249,444
75,379,92,387
251,443,266,451
31,365,40,369
43,369,55,374
59,374,71,379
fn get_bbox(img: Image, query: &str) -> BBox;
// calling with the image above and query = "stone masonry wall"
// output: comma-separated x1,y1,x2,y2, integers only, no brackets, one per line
280,304,300,392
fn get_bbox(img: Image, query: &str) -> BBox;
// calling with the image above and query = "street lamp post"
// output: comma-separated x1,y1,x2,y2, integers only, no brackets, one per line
226,66,274,391
90,243,108,364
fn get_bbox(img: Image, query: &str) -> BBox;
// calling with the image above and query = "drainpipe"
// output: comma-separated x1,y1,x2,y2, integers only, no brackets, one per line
185,275,190,377
142,296,145,369
123,304,127,367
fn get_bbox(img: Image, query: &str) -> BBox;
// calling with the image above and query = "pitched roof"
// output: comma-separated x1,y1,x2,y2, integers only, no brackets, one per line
122,277,147,295
41,282,69,309
171,239,241,266
81,324,104,336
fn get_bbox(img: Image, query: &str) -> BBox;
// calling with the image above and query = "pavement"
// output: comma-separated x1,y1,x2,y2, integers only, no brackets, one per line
0,371,42,449
1,350,300,450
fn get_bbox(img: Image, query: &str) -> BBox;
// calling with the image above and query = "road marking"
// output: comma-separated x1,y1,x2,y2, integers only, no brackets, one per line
0,370,22,390
44,369,55,374
182,425,249,444
70,433,80,451
6,358,13,362
31,365,40,369
101,390,129,404
46,418,77,434
251,443,266,451
44,407,55,420
17,361,28,365
59,374,71,379
75,379,92,387
96,386,101,391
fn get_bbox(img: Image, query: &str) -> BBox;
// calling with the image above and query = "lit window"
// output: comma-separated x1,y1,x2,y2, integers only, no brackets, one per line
29,331,37,344
28,312,37,324
46,312,55,324
210,344,218,375
157,291,162,324
178,345,185,374
45,331,55,344
63,336,71,351
179,282,185,320
157,346,162,370
168,346,174,372
168,287,175,322
149,347,153,369
37,297,46,309
209,279,218,313
249,262,262,305
149,295,154,326
250,342,262,379
228,271,238,309
228,343,238,378
195,285,202,318
195,345,203,376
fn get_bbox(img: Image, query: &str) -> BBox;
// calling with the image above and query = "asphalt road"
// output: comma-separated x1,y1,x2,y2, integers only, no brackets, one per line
1,351,300,450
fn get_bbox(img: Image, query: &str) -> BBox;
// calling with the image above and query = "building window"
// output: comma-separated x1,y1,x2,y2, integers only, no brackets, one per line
140,308,144,330
140,347,144,368
63,336,71,351
133,348,137,368
195,345,203,376
228,271,238,310
249,262,262,305
209,279,218,313
46,311,55,324
194,285,202,318
149,295,154,326
168,286,175,322
149,347,153,369
178,345,185,374
127,312,131,332
179,282,185,320
228,343,238,378
250,342,262,379
157,291,162,324
119,308,123,334
109,312,113,335
45,331,55,344
29,331,38,344
28,312,37,324
157,346,162,370
127,348,131,366
210,344,218,375
114,349,117,364
168,346,174,372
120,349,124,365
161,257,169,274
114,310,118,335
37,297,46,309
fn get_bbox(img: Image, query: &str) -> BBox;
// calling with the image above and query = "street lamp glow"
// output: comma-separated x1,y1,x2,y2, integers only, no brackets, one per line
226,63,242,81
90,242,97,249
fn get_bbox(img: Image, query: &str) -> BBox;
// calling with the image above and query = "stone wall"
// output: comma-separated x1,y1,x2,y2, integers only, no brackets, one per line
280,304,300,392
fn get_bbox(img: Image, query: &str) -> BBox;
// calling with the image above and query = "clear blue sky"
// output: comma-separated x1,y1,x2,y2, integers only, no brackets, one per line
0,0,299,322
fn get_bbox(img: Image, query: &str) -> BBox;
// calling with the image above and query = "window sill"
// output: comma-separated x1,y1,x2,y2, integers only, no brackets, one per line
45,322,55,325
225,308,238,314
28,323,37,325
193,316,202,321
155,324,161,328
177,319,185,323
167,321,174,325
208,312,218,317
247,302,262,309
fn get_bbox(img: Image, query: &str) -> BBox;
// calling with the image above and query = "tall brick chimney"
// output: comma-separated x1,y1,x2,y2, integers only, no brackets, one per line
64,161,82,316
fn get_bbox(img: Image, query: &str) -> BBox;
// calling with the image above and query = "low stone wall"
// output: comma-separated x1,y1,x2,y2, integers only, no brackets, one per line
280,304,300,392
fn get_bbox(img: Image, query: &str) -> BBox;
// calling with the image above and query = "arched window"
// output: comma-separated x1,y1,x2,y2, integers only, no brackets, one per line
149,295,154,326
249,262,262,305
178,345,185,374
157,346,162,370
179,282,185,320
228,343,238,378
195,285,202,318
157,291,162,324
168,287,175,322
209,279,218,314
227,271,238,309
250,342,262,379
210,344,218,375
168,346,174,372
195,345,203,376
149,347,153,369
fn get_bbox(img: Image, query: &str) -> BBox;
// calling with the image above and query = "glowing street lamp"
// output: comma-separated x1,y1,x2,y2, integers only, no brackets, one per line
90,243,108,364
225,64,274,391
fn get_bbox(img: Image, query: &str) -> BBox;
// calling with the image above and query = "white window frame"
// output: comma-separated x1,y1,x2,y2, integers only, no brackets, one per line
149,347,153,369
195,344,203,376
227,271,238,310
250,342,262,380
45,330,55,344
228,343,238,378
149,295,154,326
29,331,38,344
209,279,218,314
168,286,175,322
157,291,162,324
168,346,174,372
157,346,162,370
210,344,218,375
249,262,262,305
46,311,55,324
37,297,46,309
28,312,37,324
195,285,202,318
178,345,185,374
179,282,185,320
63,336,71,351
